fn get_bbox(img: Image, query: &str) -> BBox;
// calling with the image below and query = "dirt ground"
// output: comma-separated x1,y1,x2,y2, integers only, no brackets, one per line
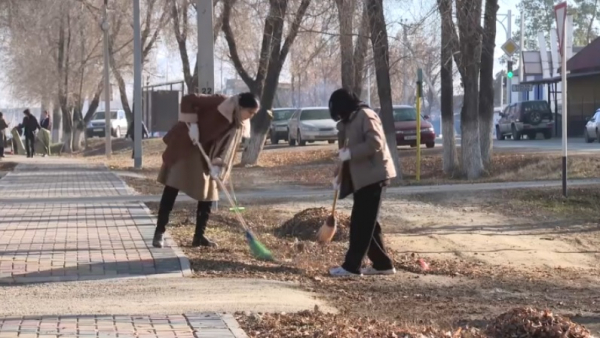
146,186,600,336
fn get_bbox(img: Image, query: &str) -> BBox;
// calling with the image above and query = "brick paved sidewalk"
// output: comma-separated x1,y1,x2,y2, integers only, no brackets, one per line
0,313,247,338
0,162,132,198
0,161,190,284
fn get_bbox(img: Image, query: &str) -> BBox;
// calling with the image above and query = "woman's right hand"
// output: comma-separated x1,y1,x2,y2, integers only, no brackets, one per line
332,176,340,191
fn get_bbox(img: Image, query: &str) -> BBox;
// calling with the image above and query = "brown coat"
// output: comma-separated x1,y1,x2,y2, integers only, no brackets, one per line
157,94,242,201
337,108,396,199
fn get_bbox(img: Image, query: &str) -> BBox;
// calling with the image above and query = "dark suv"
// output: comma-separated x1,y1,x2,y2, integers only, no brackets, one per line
496,100,554,140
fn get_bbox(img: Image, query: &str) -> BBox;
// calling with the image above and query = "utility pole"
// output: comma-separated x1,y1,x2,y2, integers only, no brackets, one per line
519,9,525,101
197,0,214,95
133,0,142,168
102,0,111,158
506,10,512,105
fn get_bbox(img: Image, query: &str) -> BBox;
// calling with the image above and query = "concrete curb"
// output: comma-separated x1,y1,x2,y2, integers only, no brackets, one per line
221,313,250,338
137,201,193,278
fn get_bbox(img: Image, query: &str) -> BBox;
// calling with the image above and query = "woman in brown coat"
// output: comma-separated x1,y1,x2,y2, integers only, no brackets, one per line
153,92,259,248
328,88,397,277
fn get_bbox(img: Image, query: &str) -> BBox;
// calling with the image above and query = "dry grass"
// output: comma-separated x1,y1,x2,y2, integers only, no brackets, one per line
77,139,600,197
0,161,17,171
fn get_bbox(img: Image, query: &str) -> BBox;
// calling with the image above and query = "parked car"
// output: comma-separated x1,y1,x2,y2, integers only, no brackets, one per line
493,108,503,138
496,100,554,140
86,110,128,138
375,105,435,148
269,108,296,144
584,109,600,143
287,107,337,146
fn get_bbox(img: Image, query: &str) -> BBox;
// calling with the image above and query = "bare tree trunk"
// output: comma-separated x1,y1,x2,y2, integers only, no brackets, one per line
456,0,483,179
352,2,369,97
478,0,498,168
335,0,356,91
57,10,73,153
72,104,84,151
437,0,457,174
366,0,401,180
232,0,311,165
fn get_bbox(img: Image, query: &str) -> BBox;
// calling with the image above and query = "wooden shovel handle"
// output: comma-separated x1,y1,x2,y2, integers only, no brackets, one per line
331,138,348,216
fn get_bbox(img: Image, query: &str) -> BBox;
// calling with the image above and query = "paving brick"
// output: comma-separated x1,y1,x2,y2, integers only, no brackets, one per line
0,314,244,338
0,162,190,284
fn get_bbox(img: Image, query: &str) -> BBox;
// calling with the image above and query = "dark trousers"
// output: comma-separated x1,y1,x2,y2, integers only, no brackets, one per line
24,132,35,157
342,182,394,274
155,185,213,236
0,134,5,157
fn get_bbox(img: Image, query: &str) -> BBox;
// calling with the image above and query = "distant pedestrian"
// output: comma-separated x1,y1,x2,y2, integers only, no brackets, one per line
39,111,51,156
40,110,51,130
19,109,40,158
327,88,397,277
0,112,8,158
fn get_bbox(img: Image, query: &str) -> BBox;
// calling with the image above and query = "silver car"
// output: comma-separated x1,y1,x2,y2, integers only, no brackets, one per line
287,107,337,146
584,108,600,143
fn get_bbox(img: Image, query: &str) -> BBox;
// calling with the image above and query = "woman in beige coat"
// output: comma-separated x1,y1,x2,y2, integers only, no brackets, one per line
328,88,397,277
153,92,259,248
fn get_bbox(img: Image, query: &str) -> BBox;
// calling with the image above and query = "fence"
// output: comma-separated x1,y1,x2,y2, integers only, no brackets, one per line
142,81,186,137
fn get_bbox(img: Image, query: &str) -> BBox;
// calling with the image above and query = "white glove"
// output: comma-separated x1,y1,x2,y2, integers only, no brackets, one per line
332,176,340,191
338,148,351,161
210,166,221,179
188,123,199,145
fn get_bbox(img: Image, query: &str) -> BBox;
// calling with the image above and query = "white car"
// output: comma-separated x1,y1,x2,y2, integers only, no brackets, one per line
287,107,337,146
584,108,600,143
493,107,503,137
86,110,128,138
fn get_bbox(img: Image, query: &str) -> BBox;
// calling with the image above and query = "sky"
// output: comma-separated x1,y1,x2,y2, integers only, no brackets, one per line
0,0,523,108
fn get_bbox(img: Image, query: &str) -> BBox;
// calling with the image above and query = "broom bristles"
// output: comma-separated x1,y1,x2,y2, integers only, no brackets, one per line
317,215,337,243
245,231,274,261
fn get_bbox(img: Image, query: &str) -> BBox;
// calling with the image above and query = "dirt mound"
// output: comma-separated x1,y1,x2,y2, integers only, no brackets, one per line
487,307,591,338
275,208,350,242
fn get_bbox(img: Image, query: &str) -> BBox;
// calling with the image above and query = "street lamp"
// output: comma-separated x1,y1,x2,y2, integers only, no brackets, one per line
133,0,142,168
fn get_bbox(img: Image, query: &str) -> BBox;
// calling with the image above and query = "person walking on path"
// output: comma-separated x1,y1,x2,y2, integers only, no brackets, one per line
0,112,8,158
39,111,51,156
19,109,40,158
152,92,259,249
327,88,397,277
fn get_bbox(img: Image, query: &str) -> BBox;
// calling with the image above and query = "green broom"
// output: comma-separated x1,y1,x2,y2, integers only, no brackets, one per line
187,124,273,261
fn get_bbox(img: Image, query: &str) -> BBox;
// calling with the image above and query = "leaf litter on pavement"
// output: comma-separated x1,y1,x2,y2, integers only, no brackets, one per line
146,201,600,337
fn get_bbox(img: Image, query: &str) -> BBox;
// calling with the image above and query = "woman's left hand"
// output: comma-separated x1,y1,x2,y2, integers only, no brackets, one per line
338,148,351,161
211,157,224,167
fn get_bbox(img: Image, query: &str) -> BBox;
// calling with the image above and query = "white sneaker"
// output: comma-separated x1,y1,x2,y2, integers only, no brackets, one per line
361,267,396,275
329,266,362,277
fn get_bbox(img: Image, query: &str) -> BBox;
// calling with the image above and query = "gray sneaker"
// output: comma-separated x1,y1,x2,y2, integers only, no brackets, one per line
361,267,396,275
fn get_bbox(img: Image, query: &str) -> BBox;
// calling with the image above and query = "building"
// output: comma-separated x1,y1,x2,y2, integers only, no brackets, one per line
520,37,600,136
223,79,293,108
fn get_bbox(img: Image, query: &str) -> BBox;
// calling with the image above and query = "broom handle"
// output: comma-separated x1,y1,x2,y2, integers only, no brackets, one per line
331,189,339,214
331,138,347,216
186,123,250,232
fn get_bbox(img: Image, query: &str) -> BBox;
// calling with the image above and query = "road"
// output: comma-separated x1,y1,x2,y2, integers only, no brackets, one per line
263,137,600,155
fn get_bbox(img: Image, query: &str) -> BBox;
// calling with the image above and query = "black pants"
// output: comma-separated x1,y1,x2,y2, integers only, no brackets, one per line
155,185,213,236
24,132,35,157
342,182,394,274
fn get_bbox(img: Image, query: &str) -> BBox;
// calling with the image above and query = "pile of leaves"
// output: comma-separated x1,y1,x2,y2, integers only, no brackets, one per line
275,208,350,242
486,307,592,338
235,309,485,338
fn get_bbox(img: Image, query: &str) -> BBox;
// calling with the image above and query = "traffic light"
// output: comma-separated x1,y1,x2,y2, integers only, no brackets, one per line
507,61,514,79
